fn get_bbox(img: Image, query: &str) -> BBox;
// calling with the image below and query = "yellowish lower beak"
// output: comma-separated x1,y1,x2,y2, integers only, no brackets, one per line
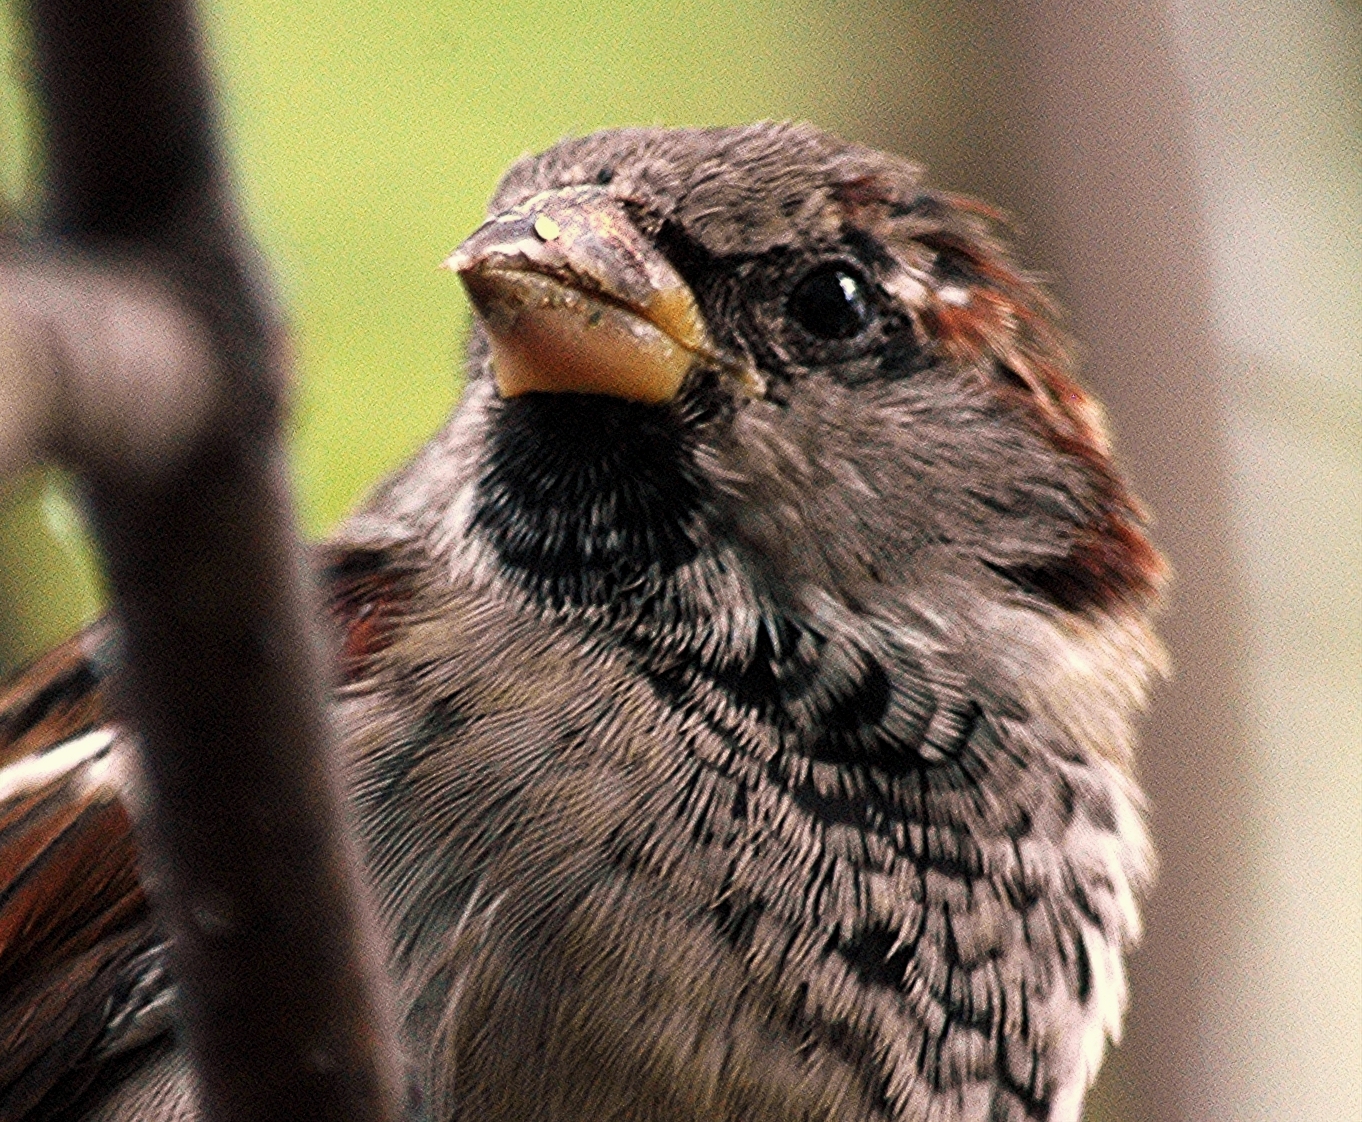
444,186,727,404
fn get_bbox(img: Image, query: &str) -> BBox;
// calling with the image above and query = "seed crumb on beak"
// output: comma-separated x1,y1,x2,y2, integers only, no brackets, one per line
448,187,735,404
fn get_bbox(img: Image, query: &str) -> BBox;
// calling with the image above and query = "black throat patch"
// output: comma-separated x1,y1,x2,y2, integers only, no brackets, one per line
473,394,711,611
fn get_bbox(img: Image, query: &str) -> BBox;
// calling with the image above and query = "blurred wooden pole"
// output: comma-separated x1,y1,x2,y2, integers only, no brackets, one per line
869,5,1259,1120
986,11,1256,1121
2,1,405,1119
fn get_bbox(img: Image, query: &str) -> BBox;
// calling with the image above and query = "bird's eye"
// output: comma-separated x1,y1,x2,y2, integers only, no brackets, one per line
788,264,873,340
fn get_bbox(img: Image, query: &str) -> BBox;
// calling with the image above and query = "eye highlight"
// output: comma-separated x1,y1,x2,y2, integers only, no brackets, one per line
788,264,873,340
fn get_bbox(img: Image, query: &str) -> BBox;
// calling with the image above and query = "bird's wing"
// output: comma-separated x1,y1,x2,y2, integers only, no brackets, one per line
0,543,411,1120
0,622,117,773
0,623,170,1120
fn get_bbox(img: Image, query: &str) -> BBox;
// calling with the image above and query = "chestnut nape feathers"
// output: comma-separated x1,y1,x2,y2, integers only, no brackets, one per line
0,122,1164,1122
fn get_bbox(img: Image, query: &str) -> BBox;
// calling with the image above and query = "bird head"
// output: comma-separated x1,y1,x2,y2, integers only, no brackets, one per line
364,122,1164,766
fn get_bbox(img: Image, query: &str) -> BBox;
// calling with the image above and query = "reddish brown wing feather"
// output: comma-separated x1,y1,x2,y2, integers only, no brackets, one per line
0,736,159,1120
0,623,116,773
0,546,409,1119
0,618,156,1119
320,541,419,678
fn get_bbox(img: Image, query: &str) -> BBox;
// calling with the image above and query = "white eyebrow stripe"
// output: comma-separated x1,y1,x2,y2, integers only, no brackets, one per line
881,266,930,308
0,727,118,803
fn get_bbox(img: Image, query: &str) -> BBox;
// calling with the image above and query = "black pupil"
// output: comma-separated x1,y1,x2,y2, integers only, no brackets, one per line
789,265,871,340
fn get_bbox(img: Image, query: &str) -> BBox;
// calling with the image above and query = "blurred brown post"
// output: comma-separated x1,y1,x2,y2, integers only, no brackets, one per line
983,11,1258,1120
4,1,405,1119
837,2,1259,1117
869,5,1259,1120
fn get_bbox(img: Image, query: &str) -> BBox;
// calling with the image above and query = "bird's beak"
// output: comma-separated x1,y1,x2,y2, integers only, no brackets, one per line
444,186,740,404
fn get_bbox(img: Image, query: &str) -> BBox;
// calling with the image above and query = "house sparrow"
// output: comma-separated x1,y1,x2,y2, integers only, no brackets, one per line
0,123,1164,1122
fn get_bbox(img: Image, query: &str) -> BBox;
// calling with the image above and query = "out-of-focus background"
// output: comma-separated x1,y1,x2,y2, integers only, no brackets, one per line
1,2,1357,1119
